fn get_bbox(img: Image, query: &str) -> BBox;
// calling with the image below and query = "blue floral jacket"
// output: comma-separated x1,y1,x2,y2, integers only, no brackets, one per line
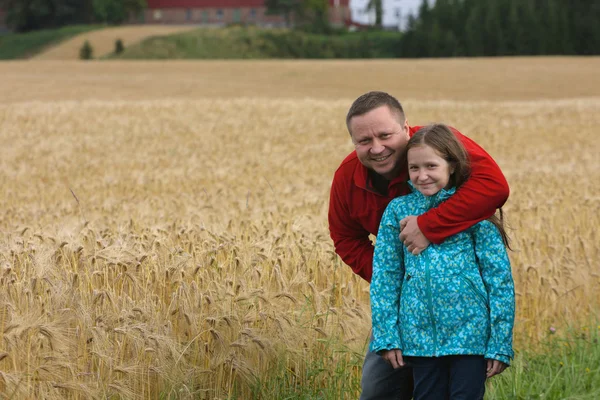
370,184,515,364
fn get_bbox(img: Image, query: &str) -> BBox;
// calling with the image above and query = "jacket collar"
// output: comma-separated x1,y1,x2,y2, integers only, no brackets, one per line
407,181,456,206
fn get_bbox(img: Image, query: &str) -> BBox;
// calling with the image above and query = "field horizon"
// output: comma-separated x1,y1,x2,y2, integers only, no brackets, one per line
1,57,600,105
0,57,598,398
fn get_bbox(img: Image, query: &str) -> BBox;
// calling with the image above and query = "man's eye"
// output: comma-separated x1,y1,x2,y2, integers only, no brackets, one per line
380,134,391,139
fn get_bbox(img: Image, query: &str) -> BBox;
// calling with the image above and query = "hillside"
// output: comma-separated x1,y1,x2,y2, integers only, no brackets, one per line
34,25,198,60
109,26,404,59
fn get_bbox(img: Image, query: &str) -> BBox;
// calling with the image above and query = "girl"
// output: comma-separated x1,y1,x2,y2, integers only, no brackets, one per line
370,124,515,400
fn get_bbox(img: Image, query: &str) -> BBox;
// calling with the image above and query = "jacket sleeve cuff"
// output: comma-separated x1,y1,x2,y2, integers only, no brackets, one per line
370,336,402,354
484,352,512,365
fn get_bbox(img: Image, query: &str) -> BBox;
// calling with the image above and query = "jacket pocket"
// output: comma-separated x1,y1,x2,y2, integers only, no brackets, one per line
458,273,489,313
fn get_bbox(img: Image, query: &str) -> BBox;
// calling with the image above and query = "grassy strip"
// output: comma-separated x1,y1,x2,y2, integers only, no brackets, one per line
223,324,600,399
109,26,403,59
487,324,600,399
0,25,102,59
239,340,363,400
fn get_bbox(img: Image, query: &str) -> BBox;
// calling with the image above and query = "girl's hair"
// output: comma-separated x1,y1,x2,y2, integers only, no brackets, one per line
407,124,511,249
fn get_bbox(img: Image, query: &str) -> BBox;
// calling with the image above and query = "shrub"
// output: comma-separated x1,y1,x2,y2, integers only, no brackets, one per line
115,38,124,54
80,40,93,59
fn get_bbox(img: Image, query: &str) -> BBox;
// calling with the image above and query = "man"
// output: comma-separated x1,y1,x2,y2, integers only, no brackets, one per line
328,92,509,399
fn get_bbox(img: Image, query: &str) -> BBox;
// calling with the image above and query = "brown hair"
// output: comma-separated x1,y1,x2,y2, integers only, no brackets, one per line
346,91,405,134
407,124,511,249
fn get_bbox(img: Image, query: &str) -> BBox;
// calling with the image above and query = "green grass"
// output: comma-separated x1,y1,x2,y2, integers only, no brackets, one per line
486,324,600,399
108,26,404,59
0,24,103,59
221,323,600,399
242,343,363,399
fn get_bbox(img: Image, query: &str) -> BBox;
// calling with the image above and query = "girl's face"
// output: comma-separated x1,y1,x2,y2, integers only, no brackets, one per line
407,144,455,196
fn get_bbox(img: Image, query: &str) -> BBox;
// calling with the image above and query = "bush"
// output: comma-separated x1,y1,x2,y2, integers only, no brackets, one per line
114,38,124,54
80,40,93,59
257,30,403,58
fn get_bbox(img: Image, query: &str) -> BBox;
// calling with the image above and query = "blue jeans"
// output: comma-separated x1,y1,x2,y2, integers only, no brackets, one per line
404,355,486,400
360,338,414,400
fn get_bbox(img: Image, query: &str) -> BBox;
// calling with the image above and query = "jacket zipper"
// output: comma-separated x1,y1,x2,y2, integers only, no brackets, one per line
420,194,439,356
424,257,438,356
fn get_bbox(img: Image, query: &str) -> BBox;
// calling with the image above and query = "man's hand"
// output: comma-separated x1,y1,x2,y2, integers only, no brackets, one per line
380,349,405,369
486,359,508,378
399,216,430,255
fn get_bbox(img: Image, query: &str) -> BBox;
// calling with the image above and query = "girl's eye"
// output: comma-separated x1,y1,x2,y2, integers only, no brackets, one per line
409,166,418,171
427,164,437,169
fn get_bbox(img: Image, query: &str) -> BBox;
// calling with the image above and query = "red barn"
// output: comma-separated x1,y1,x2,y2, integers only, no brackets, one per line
144,0,351,27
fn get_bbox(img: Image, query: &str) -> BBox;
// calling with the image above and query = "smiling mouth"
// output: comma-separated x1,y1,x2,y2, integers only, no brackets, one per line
372,155,390,162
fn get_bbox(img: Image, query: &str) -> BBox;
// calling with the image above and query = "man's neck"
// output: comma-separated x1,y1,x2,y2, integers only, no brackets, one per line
367,170,390,195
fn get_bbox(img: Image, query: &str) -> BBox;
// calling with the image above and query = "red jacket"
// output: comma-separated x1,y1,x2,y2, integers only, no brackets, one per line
328,126,509,283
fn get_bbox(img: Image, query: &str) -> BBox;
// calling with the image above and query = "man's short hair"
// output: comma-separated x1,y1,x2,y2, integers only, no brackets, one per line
346,91,406,134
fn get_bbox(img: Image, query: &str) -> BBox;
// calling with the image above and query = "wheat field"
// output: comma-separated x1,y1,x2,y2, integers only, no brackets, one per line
0,58,599,399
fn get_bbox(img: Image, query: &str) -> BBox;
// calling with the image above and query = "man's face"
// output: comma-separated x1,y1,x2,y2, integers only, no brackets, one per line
348,105,410,180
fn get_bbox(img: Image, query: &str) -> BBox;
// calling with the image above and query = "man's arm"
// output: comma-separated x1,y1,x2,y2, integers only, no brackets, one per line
328,177,374,282
417,127,510,244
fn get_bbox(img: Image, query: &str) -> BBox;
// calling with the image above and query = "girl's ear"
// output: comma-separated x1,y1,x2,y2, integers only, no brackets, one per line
449,162,456,175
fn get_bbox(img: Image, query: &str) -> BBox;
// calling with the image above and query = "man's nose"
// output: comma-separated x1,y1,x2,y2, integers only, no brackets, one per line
370,139,385,154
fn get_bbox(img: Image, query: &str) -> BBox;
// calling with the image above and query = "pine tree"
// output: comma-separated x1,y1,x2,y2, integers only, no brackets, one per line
464,0,484,56
483,0,506,56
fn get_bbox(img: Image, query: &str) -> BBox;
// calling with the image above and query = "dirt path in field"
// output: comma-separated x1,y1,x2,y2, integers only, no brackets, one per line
33,25,197,60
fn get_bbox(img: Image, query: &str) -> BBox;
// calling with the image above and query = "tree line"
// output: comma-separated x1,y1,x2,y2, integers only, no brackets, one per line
400,0,600,56
4,0,599,56
265,0,599,56
1,0,146,32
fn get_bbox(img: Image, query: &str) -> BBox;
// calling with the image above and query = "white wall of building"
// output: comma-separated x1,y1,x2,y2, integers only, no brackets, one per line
350,0,435,30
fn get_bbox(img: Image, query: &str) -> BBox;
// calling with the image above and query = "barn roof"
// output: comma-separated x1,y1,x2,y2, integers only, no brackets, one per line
146,0,349,8
147,0,264,7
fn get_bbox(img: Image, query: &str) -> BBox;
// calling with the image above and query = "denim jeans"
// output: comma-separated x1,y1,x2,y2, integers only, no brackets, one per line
360,338,414,400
